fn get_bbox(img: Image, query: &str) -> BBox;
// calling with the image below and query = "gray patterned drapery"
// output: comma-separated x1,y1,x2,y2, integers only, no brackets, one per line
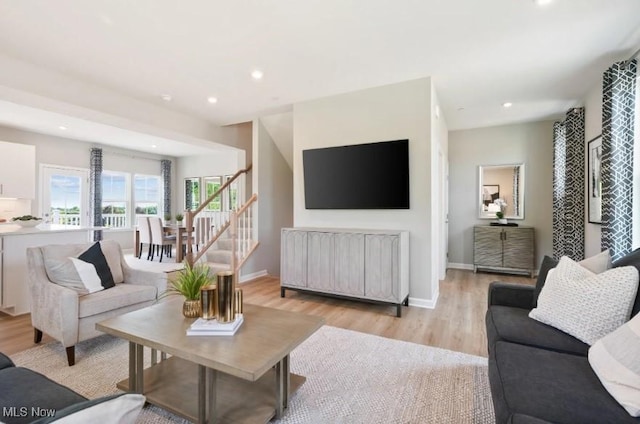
89,148,103,241
161,159,171,217
552,122,566,259
185,179,192,211
601,59,637,261
552,108,585,260
512,165,520,217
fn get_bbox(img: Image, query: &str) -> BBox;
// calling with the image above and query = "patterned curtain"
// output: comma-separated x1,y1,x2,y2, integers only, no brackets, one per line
601,59,637,261
185,179,192,211
161,159,172,217
512,166,520,216
552,122,566,259
552,108,585,260
89,148,103,241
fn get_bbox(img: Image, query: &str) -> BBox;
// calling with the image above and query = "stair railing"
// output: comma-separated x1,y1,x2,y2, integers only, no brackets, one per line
184,165,252,267
229,193,259,272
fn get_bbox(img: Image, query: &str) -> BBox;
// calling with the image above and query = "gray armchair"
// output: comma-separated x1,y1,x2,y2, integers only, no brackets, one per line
26,240,167,366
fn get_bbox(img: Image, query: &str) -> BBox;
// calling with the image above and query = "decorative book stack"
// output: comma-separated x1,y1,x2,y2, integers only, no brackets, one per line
187,314,244,336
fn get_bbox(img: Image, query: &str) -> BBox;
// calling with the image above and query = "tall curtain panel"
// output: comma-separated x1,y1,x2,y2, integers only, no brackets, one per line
601,59,637,261
552,122,567,259
185,179,192,211
89,148,103,241
552,108,585,260
161,159,172,217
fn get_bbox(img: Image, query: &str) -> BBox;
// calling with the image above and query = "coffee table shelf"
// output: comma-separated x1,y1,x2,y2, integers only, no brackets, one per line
117,356,305,423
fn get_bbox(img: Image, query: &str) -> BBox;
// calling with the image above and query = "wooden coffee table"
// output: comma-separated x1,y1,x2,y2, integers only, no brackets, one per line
96,298,324,423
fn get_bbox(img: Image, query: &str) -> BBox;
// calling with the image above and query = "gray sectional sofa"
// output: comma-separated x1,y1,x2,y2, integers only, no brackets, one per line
486,250,640,424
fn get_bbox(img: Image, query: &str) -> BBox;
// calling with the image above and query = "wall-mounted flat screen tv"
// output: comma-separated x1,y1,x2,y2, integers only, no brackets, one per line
303,139,409,209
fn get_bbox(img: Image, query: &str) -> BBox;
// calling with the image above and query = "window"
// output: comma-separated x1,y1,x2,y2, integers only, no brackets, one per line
203,176,222,211
134,174,162,216
41,165,88,226
225,174,239,211
102,171,129,228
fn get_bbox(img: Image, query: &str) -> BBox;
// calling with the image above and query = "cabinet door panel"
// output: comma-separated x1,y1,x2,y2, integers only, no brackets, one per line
307,232,334,291
0,141,35,198
503,228,534,270
364,234,399,302
281,230,307,287
334,233,364,296
474,227,503,267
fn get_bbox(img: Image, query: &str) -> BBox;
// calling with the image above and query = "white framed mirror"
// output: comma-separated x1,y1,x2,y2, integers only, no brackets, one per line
479,164,525,219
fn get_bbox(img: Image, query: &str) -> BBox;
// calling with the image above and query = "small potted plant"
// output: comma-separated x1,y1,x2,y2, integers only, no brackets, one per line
164,213,172,224
175,213,184,225
496,211,508,225
160,262,214,317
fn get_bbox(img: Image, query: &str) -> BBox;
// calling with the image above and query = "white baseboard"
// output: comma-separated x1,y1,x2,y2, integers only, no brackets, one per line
408,292,439,309
239,269,268,283
447,262,474,271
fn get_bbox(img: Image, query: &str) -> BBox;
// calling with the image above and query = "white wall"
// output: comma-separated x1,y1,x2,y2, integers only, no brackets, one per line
293,78,439,303
583,81,603,257
0,125,176,248
448,121,554,269
244,119,293,277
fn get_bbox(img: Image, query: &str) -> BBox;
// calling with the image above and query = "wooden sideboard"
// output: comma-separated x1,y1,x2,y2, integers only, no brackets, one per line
473,225,535,277
280,227,409,317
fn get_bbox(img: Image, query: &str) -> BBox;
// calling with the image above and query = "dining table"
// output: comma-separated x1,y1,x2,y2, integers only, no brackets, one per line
134,223,191,263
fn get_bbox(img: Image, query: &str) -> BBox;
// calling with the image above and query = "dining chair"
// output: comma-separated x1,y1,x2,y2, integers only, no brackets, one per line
136,216,152,260
148,217,175,262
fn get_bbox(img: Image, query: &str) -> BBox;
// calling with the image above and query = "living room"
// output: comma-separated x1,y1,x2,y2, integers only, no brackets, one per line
1,1,640,423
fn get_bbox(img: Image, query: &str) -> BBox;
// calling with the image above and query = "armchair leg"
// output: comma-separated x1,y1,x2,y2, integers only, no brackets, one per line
66,346,75,366
34,328,43,344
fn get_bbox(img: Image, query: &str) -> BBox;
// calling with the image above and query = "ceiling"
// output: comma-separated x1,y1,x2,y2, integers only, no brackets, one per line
0,0,638,141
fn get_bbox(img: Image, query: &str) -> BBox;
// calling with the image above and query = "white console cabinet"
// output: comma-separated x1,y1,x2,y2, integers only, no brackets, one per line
280,228,409,317
0,141,36,199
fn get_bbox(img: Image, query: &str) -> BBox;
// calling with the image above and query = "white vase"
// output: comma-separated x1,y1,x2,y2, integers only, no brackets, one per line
498,218,508,224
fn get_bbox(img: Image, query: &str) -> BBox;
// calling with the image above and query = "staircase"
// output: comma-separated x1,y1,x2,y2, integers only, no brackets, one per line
183,166,258,276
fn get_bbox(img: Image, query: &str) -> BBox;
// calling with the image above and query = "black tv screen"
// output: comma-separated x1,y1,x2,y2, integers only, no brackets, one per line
303,139,410,209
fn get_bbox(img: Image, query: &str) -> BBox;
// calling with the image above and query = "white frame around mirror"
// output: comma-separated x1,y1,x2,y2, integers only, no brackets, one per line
478,163,525,220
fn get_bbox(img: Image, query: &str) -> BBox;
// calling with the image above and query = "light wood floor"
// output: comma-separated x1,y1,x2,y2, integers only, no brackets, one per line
0,269,533,358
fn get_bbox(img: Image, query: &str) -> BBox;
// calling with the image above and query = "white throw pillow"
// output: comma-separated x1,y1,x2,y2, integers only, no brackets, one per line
68,258,104,294
578,249,612,273
529,256,639,345
589,312,640,416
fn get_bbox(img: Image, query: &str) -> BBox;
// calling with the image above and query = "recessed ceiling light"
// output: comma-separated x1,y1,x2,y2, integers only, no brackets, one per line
251,69,263,80
151,145,157,148
534,0,553,5
207,96,218,104
160,94,172,102
457,107,465,111
59,126,67,130
502,102,513,108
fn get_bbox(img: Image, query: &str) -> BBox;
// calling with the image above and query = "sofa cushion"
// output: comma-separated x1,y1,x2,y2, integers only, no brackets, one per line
533,256,558,307
529,257,639,345
0,351,15,370
78,242,115,289
613,247,640,317
78,284,157,318
509,414,554,424
486,306,588,356
31,393,145,424
490,341,639,424
589,312,640,416
0,367,87,424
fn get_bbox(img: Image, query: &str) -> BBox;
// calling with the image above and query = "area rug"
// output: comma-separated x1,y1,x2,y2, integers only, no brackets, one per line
10,326,494,423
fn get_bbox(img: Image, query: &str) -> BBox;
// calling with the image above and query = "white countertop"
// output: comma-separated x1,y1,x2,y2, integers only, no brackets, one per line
0,224,101,235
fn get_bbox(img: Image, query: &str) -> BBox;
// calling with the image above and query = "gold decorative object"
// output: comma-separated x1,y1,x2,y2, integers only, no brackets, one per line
182,299,201,318
200,285,217,320
216,272,235,323
234,288,243,315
